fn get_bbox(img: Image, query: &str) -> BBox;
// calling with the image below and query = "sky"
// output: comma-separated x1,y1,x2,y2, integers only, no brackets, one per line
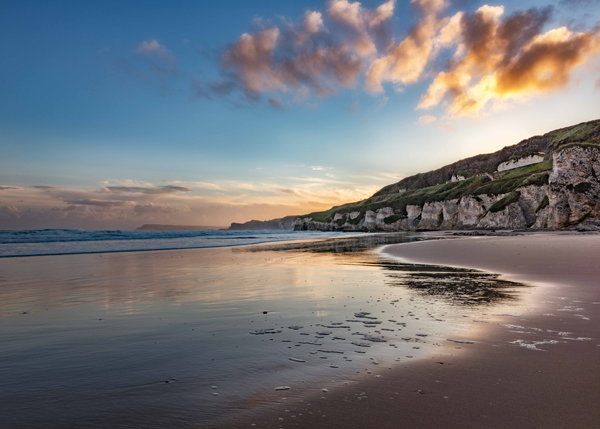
0,0,599,230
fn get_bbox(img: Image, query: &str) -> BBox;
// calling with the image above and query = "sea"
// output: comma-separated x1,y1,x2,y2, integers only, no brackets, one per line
0,228,369,258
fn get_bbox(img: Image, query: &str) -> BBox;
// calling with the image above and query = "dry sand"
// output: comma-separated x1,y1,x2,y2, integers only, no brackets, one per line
222,233,600,429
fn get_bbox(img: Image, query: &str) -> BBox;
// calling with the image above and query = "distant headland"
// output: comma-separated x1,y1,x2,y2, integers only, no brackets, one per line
136,224,225,231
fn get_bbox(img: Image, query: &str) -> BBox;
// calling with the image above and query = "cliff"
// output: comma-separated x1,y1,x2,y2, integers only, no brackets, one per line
228,215,299,231
294,120,600,232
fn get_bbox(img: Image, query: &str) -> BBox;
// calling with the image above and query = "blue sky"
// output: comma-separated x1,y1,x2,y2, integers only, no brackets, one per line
0,0,599,229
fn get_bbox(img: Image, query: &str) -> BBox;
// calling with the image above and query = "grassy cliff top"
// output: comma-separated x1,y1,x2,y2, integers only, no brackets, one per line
374,119,600,196
301,119,600,223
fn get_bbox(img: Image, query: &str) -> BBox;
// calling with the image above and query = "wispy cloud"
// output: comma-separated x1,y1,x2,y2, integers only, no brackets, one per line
371,96,388,112
106,185,192,194
418,114,437,124
64,199,130,207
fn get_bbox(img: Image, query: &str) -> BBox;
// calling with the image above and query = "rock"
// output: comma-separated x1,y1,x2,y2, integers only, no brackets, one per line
249,329,282,335
478,202,527,229
417,202,444,230
457,196,487,227
498,154,545,172
447,339,475,344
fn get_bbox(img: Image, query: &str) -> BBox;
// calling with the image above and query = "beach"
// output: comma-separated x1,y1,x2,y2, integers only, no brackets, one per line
1,232,599,428
220,232,600,428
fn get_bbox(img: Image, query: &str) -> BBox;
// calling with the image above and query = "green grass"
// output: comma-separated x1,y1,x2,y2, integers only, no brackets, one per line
384,214,401,224
489,191,521,213
495,159,552,180
556,142,600,151
300,206,340,222
548,121,600,149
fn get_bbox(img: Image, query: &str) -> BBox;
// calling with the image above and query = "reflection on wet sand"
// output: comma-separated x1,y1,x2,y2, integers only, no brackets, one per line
237,232,430,254
0,233,530,429
244,232,526,306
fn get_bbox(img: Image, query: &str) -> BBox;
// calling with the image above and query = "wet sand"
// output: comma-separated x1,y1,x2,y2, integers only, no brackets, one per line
2,233,599,428
221,233,600,428
2,233,494,428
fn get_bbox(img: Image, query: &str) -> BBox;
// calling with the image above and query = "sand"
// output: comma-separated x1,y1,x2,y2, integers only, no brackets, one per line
3,232,599,428
218,233,600,428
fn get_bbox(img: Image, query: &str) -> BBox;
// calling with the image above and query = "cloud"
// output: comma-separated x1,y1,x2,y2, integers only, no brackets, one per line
365,0,449,93
106,185,192,194
559,0,600,8
171,181,223,191
418,114,437,124
220,27,283,96
288,11,326,45
133,203,191,217
32,185,60,189
134,40,178,80
136,40,174,61
64,199,130,207
349,100,359,113
268,97,285,110
417,6,600,116
327,0,396,56
371,96,389,111
201,3,400,102
0,186,18,191
199,0,599,117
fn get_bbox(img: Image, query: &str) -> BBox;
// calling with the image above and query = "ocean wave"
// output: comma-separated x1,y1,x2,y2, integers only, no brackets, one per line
0,228,286,244
0,229,366,257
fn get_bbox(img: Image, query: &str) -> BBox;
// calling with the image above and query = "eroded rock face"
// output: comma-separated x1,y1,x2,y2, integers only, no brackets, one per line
417,202,444,230
478,203,527,229
293,146,600,232
547,146,600,228
376,207,395,227
457,197,488,227
533,206,550,229
406,205,422,220
518,185,549,227
440,199,460,229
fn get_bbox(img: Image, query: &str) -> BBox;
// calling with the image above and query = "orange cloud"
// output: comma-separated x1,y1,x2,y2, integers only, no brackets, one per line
200,1,600,115
220,27,283,95
418,6,600,116
327,0,396,56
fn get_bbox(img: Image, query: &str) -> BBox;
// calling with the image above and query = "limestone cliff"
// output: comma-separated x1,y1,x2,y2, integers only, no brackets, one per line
294,120,600,232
